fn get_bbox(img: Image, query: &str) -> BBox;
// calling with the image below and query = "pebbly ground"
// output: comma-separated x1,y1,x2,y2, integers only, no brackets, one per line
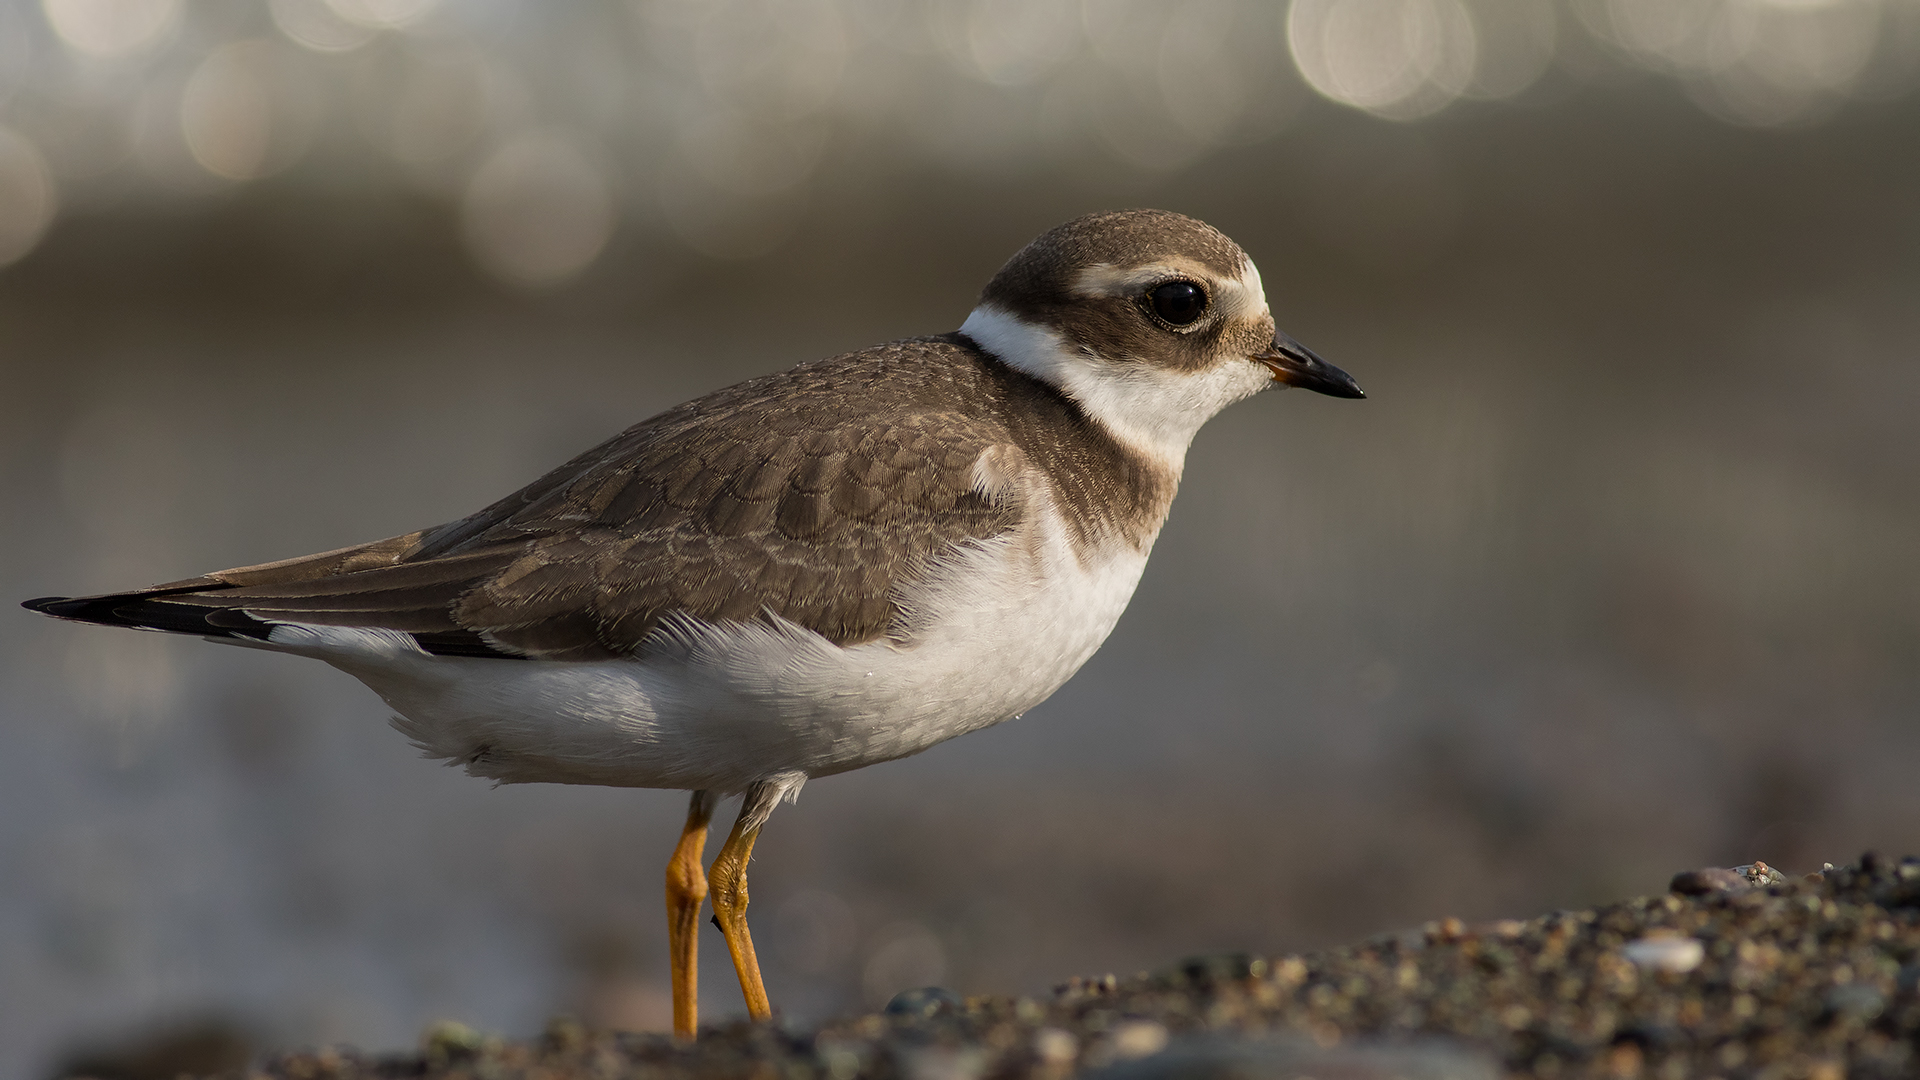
231,855,1917,1080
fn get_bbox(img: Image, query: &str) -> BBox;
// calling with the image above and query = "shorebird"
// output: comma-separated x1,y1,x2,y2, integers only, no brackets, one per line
25,209,1362,1036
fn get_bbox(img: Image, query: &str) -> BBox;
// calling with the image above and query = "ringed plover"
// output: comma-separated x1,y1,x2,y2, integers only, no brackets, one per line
25,209,1364,1036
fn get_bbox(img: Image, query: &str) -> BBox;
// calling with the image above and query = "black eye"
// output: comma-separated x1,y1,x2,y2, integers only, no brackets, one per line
1148,280,1207,326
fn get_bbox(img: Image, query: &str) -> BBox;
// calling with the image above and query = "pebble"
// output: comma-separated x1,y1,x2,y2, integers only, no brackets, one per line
1621,934,1705,973
1031,1027,1077,1064
885,986,962,1019
1824,983,1886,1022
1733,860,1788,886
249,853,1920,1080
1106,1020,1168,1060
1671,860,1792,895
1669,866,1751,895
1172,952,1266,985
899,1046,985,1080
1081,1036,1500,1080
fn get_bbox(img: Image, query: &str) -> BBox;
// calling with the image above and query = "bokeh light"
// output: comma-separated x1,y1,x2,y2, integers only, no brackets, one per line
268,0,379,53
2,0,1916,281
378,44,521,192
180,40,321,180
1458,0,1556,99
0,7,33,108
1080,0,1305,170
325,0,437,31
1583,0,1892,125
40,0,179,58
0,125,56,266
861,923,947,1007
460,131,616,286
947,0,1083,85
681,0,850,119
1287,0,1480,119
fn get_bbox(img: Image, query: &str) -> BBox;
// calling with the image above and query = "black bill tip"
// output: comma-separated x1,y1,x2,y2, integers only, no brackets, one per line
1256,334,1365,399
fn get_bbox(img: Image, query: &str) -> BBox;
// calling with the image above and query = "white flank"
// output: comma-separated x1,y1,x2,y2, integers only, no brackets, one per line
243,490,1152,793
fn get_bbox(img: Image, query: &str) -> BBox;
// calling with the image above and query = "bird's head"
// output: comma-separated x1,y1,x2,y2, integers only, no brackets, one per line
958,209,1362,466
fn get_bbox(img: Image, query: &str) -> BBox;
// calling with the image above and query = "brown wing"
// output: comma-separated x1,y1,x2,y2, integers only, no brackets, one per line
26,339,1028,661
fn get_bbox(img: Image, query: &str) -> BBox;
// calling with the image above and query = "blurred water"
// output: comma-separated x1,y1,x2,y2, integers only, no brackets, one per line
5,0,1920,276
2,82,1919,1080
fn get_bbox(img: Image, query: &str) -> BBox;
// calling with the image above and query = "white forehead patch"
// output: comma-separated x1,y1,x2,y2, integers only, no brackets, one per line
1237,255,1270,319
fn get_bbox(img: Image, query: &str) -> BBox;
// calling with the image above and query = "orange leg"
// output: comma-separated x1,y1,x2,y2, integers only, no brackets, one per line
707,814,771,1020
706,776,798,1022
665,790,715,1039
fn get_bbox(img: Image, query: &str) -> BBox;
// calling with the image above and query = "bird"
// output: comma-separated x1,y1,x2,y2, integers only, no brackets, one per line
24,209,1363,1037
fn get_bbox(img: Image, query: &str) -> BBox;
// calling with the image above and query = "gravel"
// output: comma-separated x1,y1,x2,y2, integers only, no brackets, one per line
236,853,1918,1080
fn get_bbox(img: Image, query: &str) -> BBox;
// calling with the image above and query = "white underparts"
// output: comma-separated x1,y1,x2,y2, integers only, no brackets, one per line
242,488,1154,794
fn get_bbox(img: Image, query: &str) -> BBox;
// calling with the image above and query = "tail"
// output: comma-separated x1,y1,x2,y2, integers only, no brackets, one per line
23,586,276,641
23,576,522,660
23,531,528,660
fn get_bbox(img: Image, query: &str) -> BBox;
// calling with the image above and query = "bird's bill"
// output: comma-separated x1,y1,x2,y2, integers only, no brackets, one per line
1255,334,1365,399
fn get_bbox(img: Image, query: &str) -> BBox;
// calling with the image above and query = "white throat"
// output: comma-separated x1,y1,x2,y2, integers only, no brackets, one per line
958,305,1269,471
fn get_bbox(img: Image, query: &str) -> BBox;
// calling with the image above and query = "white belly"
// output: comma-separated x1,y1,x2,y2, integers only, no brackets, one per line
252,514,1154,793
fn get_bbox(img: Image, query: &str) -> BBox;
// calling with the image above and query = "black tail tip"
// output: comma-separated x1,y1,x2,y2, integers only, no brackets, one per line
23,596,81,617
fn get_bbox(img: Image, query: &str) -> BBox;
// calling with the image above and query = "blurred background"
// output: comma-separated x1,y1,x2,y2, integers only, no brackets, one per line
3,0,1919,1074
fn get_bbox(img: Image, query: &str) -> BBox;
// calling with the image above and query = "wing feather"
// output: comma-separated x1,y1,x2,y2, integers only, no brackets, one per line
30,338,1031,661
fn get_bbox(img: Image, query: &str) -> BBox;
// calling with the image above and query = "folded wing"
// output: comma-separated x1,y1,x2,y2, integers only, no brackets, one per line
28,341,1027,661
